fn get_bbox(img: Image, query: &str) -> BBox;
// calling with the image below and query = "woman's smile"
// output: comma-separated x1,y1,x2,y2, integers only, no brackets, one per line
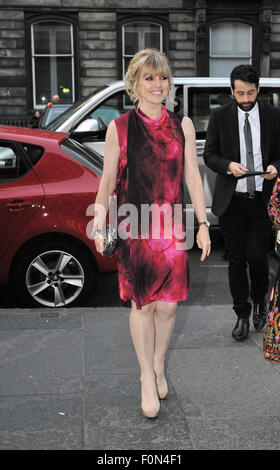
138,73,170,106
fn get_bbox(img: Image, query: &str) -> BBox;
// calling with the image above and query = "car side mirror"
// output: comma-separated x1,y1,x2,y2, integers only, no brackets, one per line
71,118,107,142
73,118,105,134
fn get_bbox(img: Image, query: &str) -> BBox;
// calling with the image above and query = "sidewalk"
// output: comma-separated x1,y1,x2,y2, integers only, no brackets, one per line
1,303,280,451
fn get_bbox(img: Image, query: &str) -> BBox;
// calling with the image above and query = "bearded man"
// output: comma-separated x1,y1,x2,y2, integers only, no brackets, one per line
204,64,280,341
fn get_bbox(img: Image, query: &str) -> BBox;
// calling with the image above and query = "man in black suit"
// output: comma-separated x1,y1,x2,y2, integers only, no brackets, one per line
204,64,280,341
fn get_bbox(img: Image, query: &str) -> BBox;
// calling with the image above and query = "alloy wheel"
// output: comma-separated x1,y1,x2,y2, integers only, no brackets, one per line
26,250,85,307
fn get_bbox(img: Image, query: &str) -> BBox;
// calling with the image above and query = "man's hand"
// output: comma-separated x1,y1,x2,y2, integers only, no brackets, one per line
228,161,249,177
261,165,278,180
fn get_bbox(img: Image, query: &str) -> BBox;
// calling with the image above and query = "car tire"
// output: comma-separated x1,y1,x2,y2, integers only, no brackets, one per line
13,240,97,308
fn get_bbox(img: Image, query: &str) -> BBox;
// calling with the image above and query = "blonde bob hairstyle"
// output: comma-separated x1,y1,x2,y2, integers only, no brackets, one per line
124,48,173,104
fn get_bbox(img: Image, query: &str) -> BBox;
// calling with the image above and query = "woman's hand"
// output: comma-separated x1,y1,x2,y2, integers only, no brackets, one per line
196,225,211,261
94,234,105,255
92,120,121,256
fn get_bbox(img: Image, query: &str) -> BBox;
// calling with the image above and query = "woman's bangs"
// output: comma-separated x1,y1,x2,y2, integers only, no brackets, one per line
141,55,170,79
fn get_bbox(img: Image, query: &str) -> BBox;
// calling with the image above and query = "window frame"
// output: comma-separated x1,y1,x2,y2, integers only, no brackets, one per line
196,16,260,77
209,21,252,77
25,13,79,113
121,21,163,77
31,20,75,108
116,15,169,79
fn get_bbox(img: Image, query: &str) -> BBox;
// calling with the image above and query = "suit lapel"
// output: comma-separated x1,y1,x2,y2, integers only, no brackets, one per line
230,102,240,162
258,101,268,166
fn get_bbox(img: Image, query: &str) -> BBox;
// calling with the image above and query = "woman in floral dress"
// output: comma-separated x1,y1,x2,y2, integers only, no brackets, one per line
92,49,211,417
264,177,280,362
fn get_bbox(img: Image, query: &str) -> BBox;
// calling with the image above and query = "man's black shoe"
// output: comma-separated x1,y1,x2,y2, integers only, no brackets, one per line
253,299,267,331
232,318,250,341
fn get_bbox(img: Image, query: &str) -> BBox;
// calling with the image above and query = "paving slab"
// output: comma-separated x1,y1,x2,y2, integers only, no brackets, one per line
168,347,280,420
0,394,83,450
171,304,256,349
187,415,280,450
0,329,83,395
84,308,137,376
84,375,193,450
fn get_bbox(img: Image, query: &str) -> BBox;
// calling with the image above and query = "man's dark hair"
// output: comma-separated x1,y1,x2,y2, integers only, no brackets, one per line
230,64,259,89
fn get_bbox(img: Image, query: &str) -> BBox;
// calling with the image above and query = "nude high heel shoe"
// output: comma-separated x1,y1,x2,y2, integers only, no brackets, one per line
155,374,168,400
141,399,160,418
141,376,160,418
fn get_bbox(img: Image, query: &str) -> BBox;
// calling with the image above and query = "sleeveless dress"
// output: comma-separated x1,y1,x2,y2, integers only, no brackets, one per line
114,105,189,309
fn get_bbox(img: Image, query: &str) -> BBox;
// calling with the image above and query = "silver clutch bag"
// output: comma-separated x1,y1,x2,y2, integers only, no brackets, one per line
102,225,118,257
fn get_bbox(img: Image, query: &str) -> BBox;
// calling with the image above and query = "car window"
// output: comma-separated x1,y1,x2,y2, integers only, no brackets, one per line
188,86,280,140
89,90,133,127
258,88,280,106
46,86,108,131
188,87,233,139
22,144,44,167
39,104,72,128
174,85,184,115
0,143,30,182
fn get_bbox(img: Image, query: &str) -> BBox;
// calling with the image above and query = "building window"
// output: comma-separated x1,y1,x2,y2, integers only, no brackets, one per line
122,22,163,76
31,21,75,107
210,22,252,77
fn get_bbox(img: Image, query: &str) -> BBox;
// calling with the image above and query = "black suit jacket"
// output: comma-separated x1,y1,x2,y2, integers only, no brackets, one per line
203,100,280,217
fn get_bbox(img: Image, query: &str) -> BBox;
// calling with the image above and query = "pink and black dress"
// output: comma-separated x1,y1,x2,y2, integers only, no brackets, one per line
114,105,189,309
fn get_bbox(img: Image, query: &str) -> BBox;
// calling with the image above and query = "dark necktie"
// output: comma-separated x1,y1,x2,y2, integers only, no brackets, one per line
244,112,256,196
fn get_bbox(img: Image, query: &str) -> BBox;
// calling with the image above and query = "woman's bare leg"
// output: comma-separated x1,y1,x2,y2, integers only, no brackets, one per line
153,301,177,398
129,300,160,417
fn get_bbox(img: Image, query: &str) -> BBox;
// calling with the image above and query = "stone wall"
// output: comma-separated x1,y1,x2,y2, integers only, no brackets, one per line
79,11,117,97
0,9,27,122
271,11,280,77
168,12,196,77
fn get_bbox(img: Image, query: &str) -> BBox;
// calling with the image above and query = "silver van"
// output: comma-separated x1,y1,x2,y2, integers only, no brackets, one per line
45,77,280,226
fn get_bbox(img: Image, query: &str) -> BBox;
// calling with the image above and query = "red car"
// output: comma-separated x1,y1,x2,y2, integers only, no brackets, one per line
0,126,116,308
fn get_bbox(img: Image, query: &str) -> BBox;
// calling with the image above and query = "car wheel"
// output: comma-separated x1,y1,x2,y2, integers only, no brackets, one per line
13,241,97,308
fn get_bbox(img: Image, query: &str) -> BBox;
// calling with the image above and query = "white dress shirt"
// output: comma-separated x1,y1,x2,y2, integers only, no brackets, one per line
236,102,263,192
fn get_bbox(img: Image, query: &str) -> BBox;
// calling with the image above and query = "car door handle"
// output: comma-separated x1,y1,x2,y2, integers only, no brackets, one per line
6,200,35,211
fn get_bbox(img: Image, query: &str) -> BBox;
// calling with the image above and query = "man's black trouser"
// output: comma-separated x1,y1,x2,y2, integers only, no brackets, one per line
219,191,272,319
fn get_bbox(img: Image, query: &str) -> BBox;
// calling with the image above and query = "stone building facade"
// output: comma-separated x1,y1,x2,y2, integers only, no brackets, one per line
0,0,279,123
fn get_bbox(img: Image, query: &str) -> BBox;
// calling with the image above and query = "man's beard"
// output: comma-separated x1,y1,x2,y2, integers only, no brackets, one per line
234,97,258,112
